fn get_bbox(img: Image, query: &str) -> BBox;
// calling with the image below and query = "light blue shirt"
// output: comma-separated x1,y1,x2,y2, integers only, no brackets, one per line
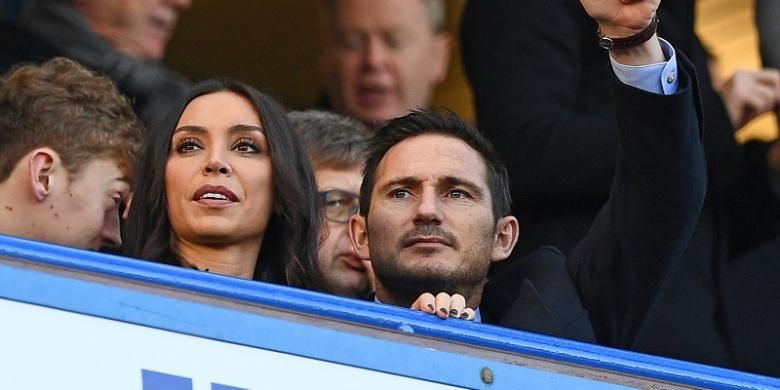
610,38,679,95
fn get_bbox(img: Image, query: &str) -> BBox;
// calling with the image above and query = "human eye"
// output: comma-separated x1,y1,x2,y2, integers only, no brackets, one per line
390,188,412,199
326,196,346,208
447,189,471,200
385,32,403,50
232,138,260,154
174,137,203,154
338,32,364,50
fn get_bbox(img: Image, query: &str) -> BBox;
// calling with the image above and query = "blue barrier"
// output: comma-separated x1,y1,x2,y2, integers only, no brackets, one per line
0,233,777,389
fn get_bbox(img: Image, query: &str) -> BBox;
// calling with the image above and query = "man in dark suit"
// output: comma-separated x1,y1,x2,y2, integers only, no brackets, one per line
461,0,780,367
347,0,707,347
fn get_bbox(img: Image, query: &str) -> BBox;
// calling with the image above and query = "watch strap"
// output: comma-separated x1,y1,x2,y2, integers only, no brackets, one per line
598,15,659,50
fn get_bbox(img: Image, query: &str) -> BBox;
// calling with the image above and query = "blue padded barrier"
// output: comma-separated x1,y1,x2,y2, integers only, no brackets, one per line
0,234,777,389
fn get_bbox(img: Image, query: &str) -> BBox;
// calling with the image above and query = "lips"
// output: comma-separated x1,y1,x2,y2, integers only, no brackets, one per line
193,185,239,204
148,12,175,39
400,225,457,249
356,83,395,107
340,253,366,271
403,236,453,248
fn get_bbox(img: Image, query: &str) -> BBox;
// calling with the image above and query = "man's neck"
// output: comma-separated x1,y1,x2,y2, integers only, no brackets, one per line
0,185,39,241
172,237,262,280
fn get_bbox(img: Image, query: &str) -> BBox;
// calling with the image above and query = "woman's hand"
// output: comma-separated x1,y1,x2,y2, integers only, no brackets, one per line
411,292,476,321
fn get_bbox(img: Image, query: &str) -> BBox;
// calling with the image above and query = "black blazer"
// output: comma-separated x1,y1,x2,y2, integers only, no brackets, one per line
479,57,707,350
461,0,739,366
482,246,596,342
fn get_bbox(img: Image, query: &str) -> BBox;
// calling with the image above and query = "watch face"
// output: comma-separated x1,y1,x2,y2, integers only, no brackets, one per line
599,37,614,50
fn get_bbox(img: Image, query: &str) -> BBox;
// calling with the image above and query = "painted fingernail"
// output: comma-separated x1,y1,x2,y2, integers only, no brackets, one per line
460,312,469,319
426,304,435,312
449,309,459,317
439,307,448,315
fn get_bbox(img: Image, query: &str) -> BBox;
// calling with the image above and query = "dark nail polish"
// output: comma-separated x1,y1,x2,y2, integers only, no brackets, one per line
426,304,435,311
449,309,459,317
460,312,469,319
439,307,448,315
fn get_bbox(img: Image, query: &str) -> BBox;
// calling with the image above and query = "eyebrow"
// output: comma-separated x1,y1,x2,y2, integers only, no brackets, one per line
378,176,485,198
377,176,420,194
115,176,132,188
173,124,265,135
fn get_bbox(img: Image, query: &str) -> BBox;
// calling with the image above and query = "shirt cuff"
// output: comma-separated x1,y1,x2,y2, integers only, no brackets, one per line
609,38,679,95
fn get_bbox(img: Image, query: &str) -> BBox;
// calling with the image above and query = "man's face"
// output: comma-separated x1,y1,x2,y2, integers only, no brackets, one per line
79,0,192,60
351,134,500,304
48,159,130,250
315,165,373,298
319,0,450,125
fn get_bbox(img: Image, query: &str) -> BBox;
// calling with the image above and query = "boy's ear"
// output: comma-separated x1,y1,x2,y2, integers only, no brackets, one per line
27,148,59,203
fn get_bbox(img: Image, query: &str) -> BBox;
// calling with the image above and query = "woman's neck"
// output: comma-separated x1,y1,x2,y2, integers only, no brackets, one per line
171,237,262,280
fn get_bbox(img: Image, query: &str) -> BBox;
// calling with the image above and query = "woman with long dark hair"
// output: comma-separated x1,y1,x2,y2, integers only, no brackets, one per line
125,79,322,289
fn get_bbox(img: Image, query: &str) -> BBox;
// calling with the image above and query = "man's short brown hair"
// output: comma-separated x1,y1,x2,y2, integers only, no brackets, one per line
0,57,143,183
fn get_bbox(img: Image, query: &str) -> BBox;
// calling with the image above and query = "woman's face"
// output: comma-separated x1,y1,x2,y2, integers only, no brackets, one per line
165,91,274,246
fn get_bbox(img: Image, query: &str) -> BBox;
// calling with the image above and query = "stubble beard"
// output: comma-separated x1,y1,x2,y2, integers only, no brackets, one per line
370,225,494,307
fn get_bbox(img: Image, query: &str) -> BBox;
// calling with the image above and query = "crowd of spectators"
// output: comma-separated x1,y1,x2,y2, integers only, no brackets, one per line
0,0,778,378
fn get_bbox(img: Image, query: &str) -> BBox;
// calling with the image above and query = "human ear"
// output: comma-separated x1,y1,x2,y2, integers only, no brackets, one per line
491,216,519,262
348,214,370,260
27,148,59,203
122,192,134,221
431,32,452,85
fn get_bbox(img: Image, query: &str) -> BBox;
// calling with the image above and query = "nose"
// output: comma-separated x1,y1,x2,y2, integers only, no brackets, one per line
100,207,122,249
413,188,443,225
362,37,388,71
202,151,232,176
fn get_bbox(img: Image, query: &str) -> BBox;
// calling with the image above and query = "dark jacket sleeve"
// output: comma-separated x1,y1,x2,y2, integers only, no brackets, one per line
461,0,618,206
567,54,708,348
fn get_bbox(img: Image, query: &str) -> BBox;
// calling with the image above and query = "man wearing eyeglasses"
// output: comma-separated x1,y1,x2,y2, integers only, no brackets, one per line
289,110,375,299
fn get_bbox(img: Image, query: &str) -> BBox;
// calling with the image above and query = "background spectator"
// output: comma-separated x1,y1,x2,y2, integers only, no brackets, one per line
717,0,780,376
0,0,193,128
317,0,451,126
289,110,375,299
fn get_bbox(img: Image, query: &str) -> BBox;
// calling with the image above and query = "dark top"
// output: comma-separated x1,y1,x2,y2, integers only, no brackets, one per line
479,55,707,350
461,0,753,367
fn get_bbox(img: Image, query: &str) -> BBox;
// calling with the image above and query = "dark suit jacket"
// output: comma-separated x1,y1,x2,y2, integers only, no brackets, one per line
462,0,740,366
479,56,707,350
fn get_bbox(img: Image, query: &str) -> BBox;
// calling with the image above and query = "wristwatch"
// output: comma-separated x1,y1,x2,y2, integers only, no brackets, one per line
598,15,659,50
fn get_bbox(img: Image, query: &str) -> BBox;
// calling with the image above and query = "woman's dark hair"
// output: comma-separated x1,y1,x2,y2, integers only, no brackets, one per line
124,79,322,290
